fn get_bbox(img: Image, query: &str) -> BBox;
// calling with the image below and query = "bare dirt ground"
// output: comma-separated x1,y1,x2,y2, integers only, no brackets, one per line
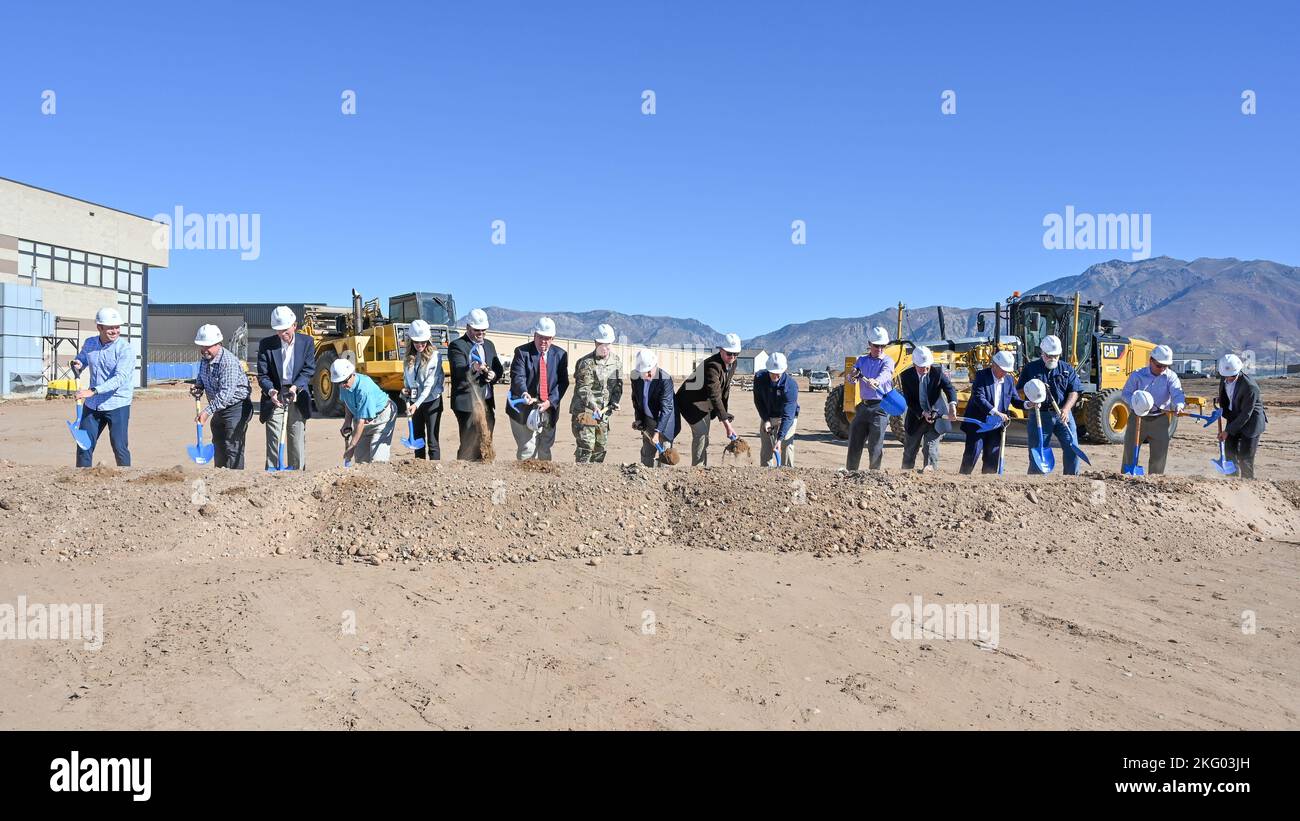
0,378,1296,729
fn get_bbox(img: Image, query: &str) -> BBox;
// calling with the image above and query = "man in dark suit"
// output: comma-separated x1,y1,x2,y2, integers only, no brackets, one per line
960,350,1023,475
631,349,678,467
507,317,570,460
448,308,504,461
899,346,957,471
676,333,741,465
1217,353,1266,479
256,306,317,470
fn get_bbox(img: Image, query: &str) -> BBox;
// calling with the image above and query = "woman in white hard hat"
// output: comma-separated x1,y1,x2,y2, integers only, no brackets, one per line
753,352,799,467
191,323,254,469
403,319,444,460
570,323,623,463
256,305,316,470
631,349,677,467
1119,344,1185,475
331,358,397,463
959,350,1023,474
69,307,136,467
1217,353,1266,479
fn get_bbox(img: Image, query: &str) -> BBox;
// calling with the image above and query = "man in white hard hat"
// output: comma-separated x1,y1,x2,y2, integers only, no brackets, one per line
676,333,742,465
1016,334,1084,475
569,323,623,463
631,349,678,467
507,317,570,460
1217,353,1266,479
845,326,896,471
256,306,316,470
191,324,254,469
898,346,957,472
69,307,136,467
960,350,1022,474
331,358,397,463
1119,344,1185,475
752,352,799,467
448,308,504,460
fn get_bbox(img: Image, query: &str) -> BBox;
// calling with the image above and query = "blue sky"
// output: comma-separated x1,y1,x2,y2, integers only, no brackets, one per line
2,0,1297,339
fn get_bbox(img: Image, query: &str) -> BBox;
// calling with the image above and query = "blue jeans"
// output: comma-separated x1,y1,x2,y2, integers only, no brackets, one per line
76,405,131,467
1025,410,1079,475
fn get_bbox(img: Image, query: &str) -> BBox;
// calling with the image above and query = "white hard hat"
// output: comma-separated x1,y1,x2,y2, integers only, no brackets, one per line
767,352,788,374
720,333,742,354
868,326,890,346
329,358,356,383
194,324,223,346
533,316,556,337
1040,335,1063,356
1024,378,1048,404
467,308,490,330
992,350,1015,371
1130,389,1154,416
526,407,542,432
270,305,296,331
635,349,658,373
408,319,433,342
594,323,616,344
1150,345,1174,365
1218,353,1243,377
912,346,934,367
95,307,123,327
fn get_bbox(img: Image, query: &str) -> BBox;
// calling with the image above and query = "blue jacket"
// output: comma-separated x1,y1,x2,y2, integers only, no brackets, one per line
752,370,799,440
960,367,1023,434
632,370,678,440
508,341,570,426
1016,359,1083,410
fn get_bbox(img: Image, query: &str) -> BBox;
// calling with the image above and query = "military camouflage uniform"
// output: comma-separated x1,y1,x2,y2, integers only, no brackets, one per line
570,349,623,462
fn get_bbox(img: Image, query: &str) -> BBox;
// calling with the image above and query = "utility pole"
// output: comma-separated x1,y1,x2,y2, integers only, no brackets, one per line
1276,335,1281,377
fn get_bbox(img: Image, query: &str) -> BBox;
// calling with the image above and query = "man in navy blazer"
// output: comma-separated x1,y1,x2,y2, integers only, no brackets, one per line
507,317,570,460
256,306,317,470
959,350,1023,475
631,349,677,467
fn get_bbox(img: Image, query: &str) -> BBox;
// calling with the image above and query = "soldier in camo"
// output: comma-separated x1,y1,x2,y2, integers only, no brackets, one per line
570,324,624,462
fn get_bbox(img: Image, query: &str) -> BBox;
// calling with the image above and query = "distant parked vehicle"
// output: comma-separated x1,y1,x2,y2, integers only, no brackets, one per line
808,371,831,392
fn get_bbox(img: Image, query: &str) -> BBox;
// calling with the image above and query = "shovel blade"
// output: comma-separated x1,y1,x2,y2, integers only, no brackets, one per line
188,443,213,465
1070,443,1092,466
67,420,93,451
1199,409,1222,427
1212,457,1237,475
976,417,1002,434
1030,448,1055,474
1122,463,1145,476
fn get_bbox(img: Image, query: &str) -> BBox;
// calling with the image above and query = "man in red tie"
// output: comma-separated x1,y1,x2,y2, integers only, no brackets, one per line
507,317,570,460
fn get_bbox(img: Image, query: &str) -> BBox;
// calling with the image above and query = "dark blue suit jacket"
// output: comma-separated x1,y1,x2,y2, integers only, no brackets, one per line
508,341,570,425
631,371,678,440
960,367,1023,434
257,333,316,421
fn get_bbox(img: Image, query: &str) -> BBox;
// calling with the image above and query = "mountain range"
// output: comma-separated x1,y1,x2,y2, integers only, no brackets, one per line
461,257,1299,371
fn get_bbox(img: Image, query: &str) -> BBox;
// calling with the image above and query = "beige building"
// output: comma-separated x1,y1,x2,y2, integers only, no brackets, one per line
0,177,168,388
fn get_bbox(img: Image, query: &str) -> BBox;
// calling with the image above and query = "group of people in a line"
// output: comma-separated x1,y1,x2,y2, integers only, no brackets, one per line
68,307,1266,479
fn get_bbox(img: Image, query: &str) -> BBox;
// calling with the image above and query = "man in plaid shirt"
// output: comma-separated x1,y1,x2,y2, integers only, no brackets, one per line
191,324,254,469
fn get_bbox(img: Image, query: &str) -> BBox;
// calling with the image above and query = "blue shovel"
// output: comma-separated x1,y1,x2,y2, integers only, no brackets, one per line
1029,406,1056,474
1210,412,1236,475
187,398,215,465
1122,415,1146,476
1179,408,1221,428
267,402,293,472
401,417,425,451
67,399,93,451
1047,394,1090,466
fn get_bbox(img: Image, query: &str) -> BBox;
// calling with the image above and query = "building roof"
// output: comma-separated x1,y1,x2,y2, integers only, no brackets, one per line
737,348,767,358
0,176,159,224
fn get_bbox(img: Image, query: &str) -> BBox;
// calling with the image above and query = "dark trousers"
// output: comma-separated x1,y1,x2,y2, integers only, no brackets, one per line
211,398,253,469
1225,433,1259,479
454,405,496,460
845,401,887,470
76,405,131,467
960,428,1004,474
901,424,941,470
411,399,443,460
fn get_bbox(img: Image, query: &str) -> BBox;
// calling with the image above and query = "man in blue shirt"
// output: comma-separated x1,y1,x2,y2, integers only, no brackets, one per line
753,352,799,466
331,357,396,463
70,307,135,467
1016,335,1084,475
1119,344,1185,475
845,326,896,471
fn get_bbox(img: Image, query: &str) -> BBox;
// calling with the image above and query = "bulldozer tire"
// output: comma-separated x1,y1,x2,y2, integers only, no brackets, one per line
888,415,905,440
824,385,851,440
313,349,343,418
1083,388,1126,444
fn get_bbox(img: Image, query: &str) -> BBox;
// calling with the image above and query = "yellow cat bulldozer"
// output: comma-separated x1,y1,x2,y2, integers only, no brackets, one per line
305,290,457,417
824,293,1209,443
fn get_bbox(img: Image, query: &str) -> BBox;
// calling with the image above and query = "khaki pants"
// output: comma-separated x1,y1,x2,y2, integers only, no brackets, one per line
512,416,557,460
688,416,713,466
759,416,796,467
355,401,396,463
265,402,307,470
1121,413,1172,474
